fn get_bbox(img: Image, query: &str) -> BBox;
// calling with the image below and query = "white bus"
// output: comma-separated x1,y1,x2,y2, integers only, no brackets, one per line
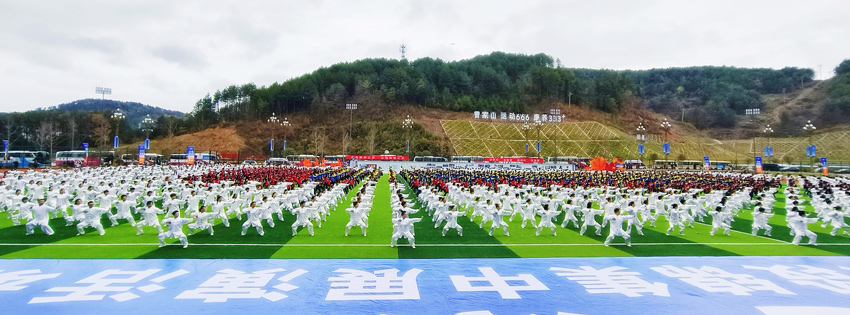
710,160,733,170
5,151,37,165
451,156,485,163
653,160,677,170
414,156,448,162
168,153,215,165
55,150,114,167
546,156,580,163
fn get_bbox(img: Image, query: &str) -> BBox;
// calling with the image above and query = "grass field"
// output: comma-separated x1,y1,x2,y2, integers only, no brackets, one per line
1,174,848,259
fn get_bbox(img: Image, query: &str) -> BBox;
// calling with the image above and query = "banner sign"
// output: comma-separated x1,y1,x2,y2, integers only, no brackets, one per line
0,257,849,314
283,140,287,152
138,145,145,165
822,157,828,176
536,141,541,153
113,136,119,149
187,146,195,165
82,143,89,158
345,155,408,161
755,156,763,174
638,144,645,155
704,156,710,172
406,140,410,153
485,157,544,164
270,139,274,152
3,139,7,162
144,139,150,150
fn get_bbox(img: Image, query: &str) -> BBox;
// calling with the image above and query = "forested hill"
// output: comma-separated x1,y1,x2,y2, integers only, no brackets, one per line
197,52,815,131
43,99,184,125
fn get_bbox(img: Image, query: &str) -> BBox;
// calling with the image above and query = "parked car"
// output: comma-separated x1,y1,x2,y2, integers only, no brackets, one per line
242,159,257,165
832,168,850,174
779,165,800,172
264,157,289,166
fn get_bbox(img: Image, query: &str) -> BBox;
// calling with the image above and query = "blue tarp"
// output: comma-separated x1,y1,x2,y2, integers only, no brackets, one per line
1,256,849,314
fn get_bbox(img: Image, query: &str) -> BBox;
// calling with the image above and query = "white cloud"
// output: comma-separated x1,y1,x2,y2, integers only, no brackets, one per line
0,0,848,113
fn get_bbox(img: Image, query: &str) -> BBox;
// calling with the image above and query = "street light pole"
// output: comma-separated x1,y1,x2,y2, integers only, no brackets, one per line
345,103,358,156
522,122,531,158
268,112,281,157
763,124,774,163
745,108,761,168
549,109,562,161
141,114,155,141
636,122,646,167
803,120,816,171
534,120,543,159
402,115,413,160
661,118,672,169
282,117,290,156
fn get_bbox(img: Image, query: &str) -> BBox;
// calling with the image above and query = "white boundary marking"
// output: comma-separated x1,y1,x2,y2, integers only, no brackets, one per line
0,242,845,247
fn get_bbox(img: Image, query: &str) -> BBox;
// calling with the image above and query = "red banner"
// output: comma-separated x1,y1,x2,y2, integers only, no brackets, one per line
485,157,543,164
345,155,409,161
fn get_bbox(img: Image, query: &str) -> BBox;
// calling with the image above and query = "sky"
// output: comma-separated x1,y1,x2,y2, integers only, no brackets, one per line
1,0,848,113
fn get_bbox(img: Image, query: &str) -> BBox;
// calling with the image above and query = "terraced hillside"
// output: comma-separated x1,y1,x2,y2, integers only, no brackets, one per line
441,120,850,163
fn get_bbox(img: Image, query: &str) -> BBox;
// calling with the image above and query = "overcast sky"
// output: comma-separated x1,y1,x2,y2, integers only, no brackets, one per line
1,0,848,113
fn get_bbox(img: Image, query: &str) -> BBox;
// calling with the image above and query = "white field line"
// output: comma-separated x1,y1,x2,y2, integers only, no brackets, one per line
0,242,845,247
689,219,792,244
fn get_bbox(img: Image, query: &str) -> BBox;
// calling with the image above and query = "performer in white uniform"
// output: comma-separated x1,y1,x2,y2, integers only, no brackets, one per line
442,205,465,236
188,205,217,236
789,210,818,245
488,203,511,237
603,208,633,247
25,198,55,235
137,201,164,235
391,211,421,248
159,210,193,248
292,201,315,236
751,207,774,236
241,202,265,236
76,201,109,236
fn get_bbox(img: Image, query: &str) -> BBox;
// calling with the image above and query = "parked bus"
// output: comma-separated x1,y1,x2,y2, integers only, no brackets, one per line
414,156,448,162
451,156,485,163
287,154,318,161
325,155,346,162
54,150,114,167
168,153,216,165
120,153,165,165
546,156,580,163
710,161,733,170
6,151,37,163
623,159,646,169
652,160,677,170
676,160,703,170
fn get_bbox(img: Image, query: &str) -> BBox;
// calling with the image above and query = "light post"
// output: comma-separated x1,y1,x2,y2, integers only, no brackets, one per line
345,103,358,156
534,120,543,159
110,109,124,165
661,118,672,169
141,114,155,141
281,117,290,156
763,124,774,163
522,122,531,157
804,120,816,170
745,108,761,167
636,122,647,167
402,115,413,159
549,109,562,160
268,112,281,156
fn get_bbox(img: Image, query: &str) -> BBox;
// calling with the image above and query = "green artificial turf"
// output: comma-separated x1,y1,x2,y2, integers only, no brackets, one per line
0,175,848,259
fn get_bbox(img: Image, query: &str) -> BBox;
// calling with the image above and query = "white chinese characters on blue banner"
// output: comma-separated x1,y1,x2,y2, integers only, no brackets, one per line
0,256,849,315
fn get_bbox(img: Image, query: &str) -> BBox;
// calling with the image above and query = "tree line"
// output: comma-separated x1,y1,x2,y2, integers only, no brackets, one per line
192,52,814,131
